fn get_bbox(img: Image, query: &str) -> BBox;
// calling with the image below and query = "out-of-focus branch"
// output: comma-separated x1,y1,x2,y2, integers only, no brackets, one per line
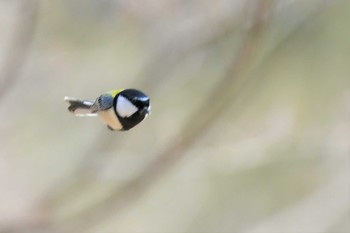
137,19,240,92
0,0,39,102
245,167,349,233
47,0,334,198
39,0,242,208
43,1,274,232
6,1,272,232
9,0,336,232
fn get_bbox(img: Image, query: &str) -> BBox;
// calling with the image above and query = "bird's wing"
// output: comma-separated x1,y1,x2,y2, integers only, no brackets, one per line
90,89,123,112
91,93,114,112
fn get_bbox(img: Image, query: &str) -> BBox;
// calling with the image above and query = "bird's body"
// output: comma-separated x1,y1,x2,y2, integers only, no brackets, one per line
65,89,150,131
98,106,124,130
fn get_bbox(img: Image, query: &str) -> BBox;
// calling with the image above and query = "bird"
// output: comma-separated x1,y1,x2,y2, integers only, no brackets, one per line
64,89,151,131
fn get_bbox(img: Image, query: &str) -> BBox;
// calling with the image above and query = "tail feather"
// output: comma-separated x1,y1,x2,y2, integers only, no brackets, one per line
64,96,97,117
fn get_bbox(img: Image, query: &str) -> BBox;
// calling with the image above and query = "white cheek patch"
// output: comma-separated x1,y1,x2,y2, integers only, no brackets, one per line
116,95,138,117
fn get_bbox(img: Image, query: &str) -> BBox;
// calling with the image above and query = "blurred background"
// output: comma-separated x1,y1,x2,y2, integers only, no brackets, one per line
0,0,349,232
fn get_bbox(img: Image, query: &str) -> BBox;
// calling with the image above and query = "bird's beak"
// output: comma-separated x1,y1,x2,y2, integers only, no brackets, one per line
140,106,151,116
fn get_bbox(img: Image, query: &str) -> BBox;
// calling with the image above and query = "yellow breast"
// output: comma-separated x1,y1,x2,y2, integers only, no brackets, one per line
98,108,122,130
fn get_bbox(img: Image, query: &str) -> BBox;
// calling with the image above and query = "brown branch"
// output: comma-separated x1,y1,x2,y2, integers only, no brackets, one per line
0,0,39,102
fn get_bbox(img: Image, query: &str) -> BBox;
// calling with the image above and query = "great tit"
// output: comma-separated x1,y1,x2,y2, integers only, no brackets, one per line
64,89,151,131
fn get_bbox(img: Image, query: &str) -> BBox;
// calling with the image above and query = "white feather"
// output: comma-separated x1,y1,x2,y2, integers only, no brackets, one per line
74,111,98,117
116,95,138,117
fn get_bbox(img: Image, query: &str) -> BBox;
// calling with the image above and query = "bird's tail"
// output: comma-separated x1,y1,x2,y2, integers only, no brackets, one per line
64,96,98,117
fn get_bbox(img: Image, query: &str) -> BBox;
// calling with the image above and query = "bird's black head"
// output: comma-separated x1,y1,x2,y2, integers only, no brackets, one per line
114,89,151,130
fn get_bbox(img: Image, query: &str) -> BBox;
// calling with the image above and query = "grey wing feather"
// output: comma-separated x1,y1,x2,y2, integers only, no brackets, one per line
90,94,114,112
